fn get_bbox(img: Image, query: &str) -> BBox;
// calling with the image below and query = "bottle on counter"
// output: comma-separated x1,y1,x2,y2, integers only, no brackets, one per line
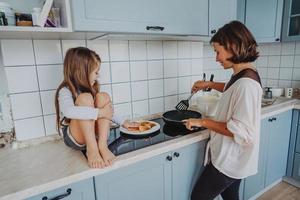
0,2,15,26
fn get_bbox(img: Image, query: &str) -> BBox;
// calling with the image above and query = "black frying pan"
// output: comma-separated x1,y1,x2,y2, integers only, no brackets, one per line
162,110,202,128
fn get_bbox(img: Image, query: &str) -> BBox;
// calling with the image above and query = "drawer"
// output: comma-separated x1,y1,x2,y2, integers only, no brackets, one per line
26,178,95,200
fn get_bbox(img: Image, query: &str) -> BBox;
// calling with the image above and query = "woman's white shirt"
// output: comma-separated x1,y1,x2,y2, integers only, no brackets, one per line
207,78,262,179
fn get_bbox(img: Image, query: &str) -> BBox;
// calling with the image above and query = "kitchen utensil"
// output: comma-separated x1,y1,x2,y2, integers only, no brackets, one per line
175,92,195,111
204,74,214,92
162,110,202,128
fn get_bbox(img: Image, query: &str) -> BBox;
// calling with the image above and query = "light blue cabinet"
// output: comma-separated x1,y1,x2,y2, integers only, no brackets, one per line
209,0,237,36
265,110,292,186
26,178,95,200
243,118,268,200
71,0,208,35
238,0,284,43
94,140,207,200
244,110,292,200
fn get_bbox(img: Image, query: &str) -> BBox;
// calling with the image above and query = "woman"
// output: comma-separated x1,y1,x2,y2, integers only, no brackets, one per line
185,21,262,200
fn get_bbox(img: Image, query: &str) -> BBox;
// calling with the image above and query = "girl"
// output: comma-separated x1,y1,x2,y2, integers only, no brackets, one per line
185,21,262,200
55,47,135,169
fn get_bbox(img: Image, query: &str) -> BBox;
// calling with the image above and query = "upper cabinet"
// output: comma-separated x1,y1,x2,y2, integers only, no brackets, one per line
282,0,300,41
238,0,284,43
209,0,237,36
71,0,208,35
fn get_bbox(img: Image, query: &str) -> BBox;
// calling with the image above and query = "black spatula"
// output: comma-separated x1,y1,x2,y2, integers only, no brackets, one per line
175,92,195,111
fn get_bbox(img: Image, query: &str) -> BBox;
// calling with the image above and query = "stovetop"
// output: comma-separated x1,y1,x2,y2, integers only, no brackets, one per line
108,118,206,156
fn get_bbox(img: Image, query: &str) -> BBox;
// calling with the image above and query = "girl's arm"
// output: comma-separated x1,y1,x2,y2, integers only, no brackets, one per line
184,118,233,137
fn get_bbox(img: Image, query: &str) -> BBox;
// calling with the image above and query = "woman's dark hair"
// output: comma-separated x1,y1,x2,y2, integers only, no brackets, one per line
210,20,259,63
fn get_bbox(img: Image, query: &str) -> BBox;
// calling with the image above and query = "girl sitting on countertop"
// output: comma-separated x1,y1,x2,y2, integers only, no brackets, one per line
55,47,137,169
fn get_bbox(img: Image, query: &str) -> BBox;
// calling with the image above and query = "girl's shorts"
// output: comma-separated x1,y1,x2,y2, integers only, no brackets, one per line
62,125,86,151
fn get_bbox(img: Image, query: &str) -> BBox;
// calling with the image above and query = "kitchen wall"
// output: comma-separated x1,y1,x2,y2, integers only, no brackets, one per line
4,39,299,141
0,39,230,141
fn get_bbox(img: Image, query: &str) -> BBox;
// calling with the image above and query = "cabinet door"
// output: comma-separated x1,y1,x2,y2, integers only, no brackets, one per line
282,0,300,41
244,0,284,43
172,140,207,200
26,178,95,200
296,125,300,153
265,110,292,186
243,118,268,200
292,153,300,181
71,0,208,35
94,152,172,200
209,0,237,36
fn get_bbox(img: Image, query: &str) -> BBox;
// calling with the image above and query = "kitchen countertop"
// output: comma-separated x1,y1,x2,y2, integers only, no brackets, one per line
0,97,299,200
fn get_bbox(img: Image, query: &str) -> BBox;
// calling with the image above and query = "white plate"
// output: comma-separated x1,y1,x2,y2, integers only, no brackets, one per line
120,121,161,135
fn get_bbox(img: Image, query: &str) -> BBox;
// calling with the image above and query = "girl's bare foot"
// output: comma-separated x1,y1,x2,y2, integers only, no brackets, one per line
98,142,116,166
86,148,105,168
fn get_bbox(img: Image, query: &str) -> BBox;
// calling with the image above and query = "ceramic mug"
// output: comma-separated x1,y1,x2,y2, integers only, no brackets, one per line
285,88,293,98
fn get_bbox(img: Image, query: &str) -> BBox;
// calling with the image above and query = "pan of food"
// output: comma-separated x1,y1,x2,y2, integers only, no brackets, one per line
162,110,202,128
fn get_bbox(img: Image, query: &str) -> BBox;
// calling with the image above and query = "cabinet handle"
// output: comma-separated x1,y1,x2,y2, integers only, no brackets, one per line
275,38,280,41
42,188,72,200
166,155,173,161
268,118,273,122
146,26,164,31
272,117,277,121
211,29,216,34
173,152,180,157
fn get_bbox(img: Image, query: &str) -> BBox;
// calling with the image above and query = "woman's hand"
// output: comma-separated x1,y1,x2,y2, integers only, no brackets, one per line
191,81,211,93
183,118,203,130
122,120,141,129
98,102,113,120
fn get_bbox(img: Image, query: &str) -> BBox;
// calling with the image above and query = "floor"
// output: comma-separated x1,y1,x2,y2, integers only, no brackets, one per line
257,182,300,200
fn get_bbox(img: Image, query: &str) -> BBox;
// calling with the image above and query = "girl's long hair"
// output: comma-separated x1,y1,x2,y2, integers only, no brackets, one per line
55,47,101,134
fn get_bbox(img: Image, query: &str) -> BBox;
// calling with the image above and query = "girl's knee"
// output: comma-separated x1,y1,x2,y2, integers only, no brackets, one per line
75,93,94,106
95,92,111,108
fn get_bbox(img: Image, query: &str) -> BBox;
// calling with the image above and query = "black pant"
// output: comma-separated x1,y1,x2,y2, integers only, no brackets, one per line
191,163,241,200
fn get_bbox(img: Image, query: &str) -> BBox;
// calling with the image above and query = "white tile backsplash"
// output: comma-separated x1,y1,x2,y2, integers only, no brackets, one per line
131,81,148,101
148,79,164,98
149,97,164,114
129,41,147,61
44,114,57,136
109,40,129,61
112,83,131,104
164,78,178,96
148,60,163,79
280,55,294,68
14,117,45,140
147,41,163,60
40,90,56,115
111,62,130,83
99,63,111,84
178,76,191,93
1,40,35,66
163,41,177,59
130,61,148,81
132,100,149,118
164,60,178,78
164,95,178,111
5,66,39,93
10,92,42,120
178,41,191,59
191,42,203,58
178,59,192,76
33,40,62,64
37,65,63,90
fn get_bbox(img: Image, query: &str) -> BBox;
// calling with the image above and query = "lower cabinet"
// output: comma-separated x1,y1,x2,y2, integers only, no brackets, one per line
243,110,292,200
94,140,207,200
26,178,95,200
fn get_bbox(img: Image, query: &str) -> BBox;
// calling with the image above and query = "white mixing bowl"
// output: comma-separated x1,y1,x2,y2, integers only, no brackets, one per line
196,92,221,117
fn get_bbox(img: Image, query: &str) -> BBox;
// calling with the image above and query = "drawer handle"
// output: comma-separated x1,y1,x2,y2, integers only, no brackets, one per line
173,152,180,157
211,29,216,34
42,188,72,200
166,155,173,161
146,26,165,31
